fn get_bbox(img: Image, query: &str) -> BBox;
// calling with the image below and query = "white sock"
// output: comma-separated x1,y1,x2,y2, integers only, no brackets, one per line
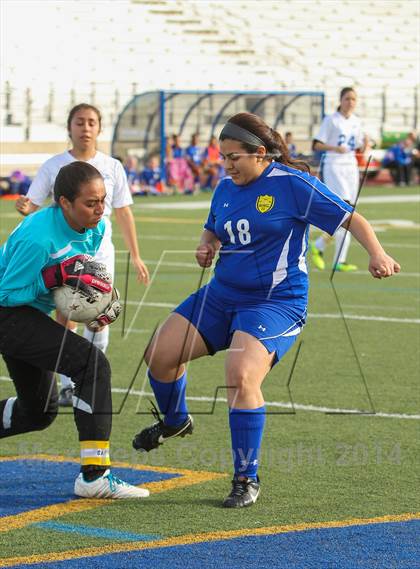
334,227,351,264
83,326,109,354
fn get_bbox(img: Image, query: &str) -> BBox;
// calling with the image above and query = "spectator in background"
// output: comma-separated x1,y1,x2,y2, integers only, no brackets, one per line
201,135,224,191
186,133,203,192
285,132,298,159
166,134,194,194
382,137,413,186
0,170,32,196
124,155,140,194
0,178,9,196
409,132,420,184
138,155,169,195
165,135,174,162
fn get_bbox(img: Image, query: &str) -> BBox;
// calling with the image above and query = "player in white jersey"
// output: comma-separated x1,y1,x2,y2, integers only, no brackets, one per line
16,104,149,405
310,87,368,272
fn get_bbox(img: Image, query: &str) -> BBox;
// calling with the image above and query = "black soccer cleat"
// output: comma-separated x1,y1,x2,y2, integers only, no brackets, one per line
132,401,194,452
222,475,261,508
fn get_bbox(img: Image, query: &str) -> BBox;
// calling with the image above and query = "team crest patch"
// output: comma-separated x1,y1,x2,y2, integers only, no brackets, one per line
256,195,275,213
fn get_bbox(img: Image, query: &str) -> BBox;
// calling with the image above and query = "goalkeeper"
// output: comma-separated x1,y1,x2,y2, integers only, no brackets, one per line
0,161,149,499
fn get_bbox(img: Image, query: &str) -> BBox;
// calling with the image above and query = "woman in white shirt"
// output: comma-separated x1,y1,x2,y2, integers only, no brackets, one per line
16,103,149,404
310,87,368,272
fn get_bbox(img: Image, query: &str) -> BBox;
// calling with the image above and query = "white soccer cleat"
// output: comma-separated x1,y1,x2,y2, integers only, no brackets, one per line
74,469,150,499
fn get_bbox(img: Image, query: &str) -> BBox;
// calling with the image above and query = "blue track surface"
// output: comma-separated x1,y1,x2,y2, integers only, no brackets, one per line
0,459,179,517
8,519,420,569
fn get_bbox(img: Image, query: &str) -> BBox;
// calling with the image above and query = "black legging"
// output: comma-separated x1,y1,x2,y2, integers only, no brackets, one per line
0,306,112,441
386,161,412,185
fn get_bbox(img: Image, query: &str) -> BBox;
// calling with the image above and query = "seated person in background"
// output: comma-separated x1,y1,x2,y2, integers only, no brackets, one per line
0,178,10,196
201,135,224,191
124,156,140,195
408,132,420,184
185,133,203,191
138,155,169,195
285,132,298,159
167,134,194,194
2,170,32,196
382,137,413,186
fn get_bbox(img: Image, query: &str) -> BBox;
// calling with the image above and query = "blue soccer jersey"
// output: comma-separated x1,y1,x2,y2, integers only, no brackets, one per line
0,206,105,314
204,162,353,301
140,167,162,187
186,145,204,165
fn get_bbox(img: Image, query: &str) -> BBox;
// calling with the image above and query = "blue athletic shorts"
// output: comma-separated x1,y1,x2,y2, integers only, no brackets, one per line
174,281,306,364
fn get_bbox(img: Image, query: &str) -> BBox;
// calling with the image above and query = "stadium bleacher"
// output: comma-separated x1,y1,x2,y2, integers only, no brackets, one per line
0,0,418,174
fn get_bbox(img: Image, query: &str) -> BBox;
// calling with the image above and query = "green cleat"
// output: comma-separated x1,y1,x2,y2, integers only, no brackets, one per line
309,242,325,270
333,262,358,272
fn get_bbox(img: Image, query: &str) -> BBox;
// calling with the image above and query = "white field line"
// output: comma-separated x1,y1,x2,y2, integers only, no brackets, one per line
115,237,420,251
341,303,419,313
130,194,420,211
334,270,419,278
118,258,198,269
132,200,210,210
358,194,420,204
136,235,198,242
114,255,420,278
122,300,420,324
308,312,420,324
380,243,420,249
0,376,417,420
123,250,166,339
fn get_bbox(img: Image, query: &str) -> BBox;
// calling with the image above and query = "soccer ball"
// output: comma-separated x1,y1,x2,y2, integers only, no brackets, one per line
53,285,112,324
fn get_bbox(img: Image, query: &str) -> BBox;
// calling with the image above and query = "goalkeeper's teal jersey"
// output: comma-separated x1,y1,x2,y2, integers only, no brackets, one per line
0,206,105,314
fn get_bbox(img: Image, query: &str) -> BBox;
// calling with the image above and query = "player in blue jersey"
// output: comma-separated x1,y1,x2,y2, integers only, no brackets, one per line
132,113,400,508
0,161,149,499
139,155,166,195
185,133,204,191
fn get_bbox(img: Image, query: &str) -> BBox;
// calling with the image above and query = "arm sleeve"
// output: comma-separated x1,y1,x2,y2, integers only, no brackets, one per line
314,116,332,144
0,241,50,306
203,183,221,233
291,175,353,235
204,208,216,233
26,163,54,206
111,160,134,208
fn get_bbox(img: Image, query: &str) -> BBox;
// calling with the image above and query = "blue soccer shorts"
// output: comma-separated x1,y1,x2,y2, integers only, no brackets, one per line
174,282,306,364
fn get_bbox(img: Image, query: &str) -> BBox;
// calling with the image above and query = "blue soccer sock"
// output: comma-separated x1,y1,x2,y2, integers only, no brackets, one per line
148,370,189,427
229,406,266,480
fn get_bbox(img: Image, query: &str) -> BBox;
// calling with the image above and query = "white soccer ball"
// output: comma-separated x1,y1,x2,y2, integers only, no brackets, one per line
53,285,112,323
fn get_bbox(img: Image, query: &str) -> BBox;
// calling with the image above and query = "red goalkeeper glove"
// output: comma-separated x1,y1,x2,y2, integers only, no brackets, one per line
42,254,112,299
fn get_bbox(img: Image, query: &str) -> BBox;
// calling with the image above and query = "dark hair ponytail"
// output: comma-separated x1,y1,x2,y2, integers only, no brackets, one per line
220,112,310,173
54,161,103,203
